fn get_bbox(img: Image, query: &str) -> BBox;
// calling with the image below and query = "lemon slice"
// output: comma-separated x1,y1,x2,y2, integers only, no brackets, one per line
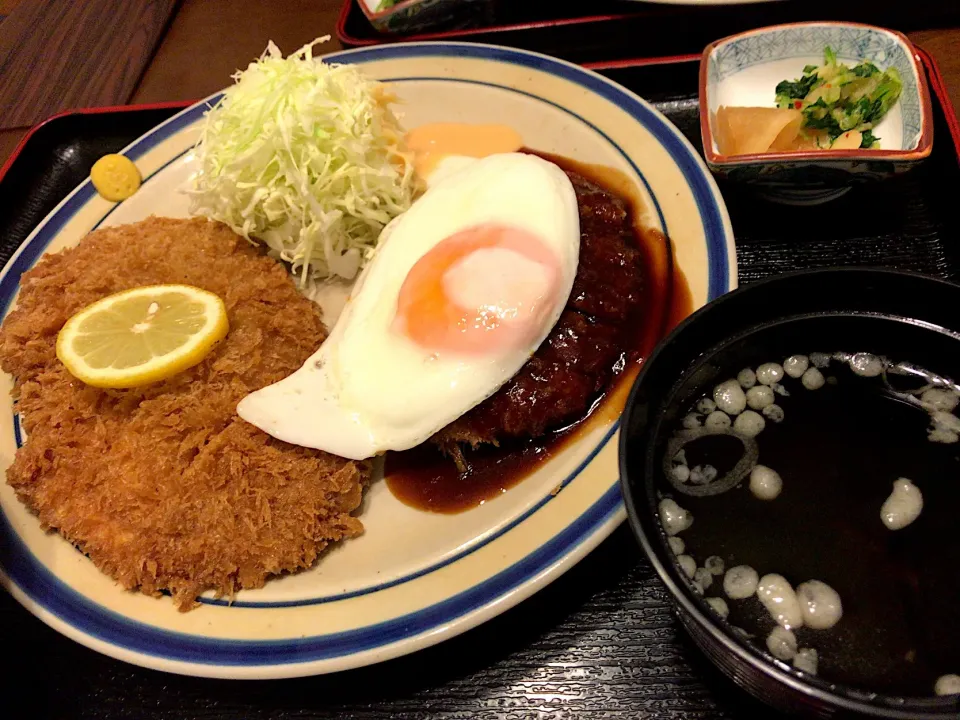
56,285,228,388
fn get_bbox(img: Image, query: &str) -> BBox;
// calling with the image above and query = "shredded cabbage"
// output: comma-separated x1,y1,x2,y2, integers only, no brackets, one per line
188,36,418,282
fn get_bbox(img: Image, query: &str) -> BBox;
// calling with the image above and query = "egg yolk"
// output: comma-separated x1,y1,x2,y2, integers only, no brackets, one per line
394,223,562,355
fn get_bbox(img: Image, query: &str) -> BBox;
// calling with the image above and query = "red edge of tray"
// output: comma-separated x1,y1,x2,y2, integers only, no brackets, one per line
0,100,196,185
335,0,634,47
915,45,960,163
2,46,958,190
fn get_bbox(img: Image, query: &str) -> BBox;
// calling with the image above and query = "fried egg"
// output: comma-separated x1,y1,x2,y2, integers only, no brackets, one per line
237,152,580,460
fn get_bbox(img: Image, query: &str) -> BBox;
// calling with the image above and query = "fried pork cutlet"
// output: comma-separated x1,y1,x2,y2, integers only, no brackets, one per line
0,217,369,611
433,171,645,452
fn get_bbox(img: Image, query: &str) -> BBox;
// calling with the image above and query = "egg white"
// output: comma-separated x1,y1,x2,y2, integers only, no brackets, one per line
237,153,580,460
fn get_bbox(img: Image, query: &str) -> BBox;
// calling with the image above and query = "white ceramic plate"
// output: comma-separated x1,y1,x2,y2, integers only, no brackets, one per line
0,42,736,678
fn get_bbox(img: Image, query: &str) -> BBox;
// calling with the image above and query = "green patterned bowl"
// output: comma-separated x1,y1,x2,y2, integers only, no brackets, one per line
700,22,934,205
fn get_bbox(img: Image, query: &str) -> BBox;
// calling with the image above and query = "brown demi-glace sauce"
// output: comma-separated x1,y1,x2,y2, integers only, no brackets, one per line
385,152,693,513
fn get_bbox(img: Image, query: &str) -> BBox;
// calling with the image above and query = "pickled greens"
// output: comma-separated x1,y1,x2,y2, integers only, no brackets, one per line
775,47,903,149
189,37,418,282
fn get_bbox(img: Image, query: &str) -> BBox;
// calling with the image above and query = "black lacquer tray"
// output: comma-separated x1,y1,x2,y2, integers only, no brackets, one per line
337,0,960,66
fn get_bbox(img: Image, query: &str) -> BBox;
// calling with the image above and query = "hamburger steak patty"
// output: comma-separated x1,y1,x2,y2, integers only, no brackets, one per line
433,170,645,452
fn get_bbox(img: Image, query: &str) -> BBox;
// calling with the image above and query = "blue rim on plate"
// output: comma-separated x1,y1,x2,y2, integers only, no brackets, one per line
0,42,735,675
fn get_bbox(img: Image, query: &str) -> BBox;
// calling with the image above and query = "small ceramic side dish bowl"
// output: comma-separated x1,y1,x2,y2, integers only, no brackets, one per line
359,0,497,35
700,22,934,204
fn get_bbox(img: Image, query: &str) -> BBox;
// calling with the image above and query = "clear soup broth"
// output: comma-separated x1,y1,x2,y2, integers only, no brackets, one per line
658,353,960,697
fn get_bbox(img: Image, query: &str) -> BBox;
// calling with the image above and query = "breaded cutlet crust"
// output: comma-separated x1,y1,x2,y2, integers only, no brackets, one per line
0,217,369,611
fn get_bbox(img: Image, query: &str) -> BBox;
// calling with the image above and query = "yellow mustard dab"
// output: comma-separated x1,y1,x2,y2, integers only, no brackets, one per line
90,154,141,201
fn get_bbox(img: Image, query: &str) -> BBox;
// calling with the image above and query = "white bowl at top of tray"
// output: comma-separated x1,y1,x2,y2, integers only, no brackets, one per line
359,0,497,35
699,22,934,205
